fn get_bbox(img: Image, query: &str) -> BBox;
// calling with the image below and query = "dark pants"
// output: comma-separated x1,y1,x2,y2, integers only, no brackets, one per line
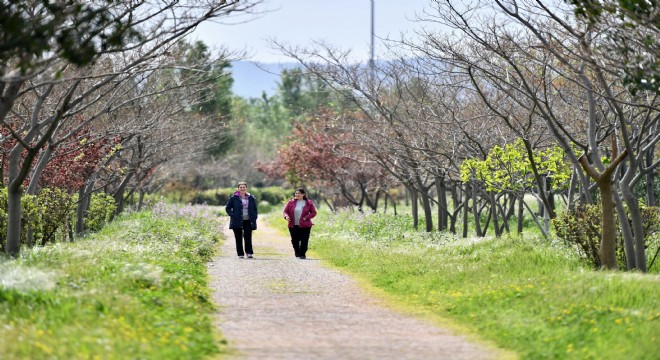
289,225,311,257
232,220,253,256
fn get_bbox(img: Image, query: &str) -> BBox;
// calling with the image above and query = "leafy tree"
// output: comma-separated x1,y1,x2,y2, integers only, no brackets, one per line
260,109,394,211
0,0,142,74
278,68,339,119
177,40,234,157
461,139,571,235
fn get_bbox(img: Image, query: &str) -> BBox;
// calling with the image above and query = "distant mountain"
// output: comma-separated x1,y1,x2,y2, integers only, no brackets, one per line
230,61,299,99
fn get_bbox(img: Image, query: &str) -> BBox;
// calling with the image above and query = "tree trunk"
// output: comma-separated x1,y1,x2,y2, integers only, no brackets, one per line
387,190,397,215
137,189,146,211
646,151,657,207
6,143,28,256
471,184,483,237
598,179,618,269
67,216,74,242
490,193,501,238
113,171,135,214
323,197,336,213
522,138,556,218
567,169,579,211
6,183,22,256
27,145,53,195
620,180,647,272
462,183,470,238
410,186,419,230
578,139,628,270
612,190,637,269
435,175,448,231
76,185,92,234
500,193,515,234
523,199,549,238
420,189,434,232
481,205,492,235
517,193,524,235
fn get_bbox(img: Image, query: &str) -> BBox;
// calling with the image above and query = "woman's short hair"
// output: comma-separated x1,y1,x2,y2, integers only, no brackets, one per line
237,181,248,188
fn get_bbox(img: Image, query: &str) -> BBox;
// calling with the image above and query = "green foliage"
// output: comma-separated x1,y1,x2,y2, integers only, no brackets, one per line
566,0,660,94
229,94,292,158
277,68,345,119
460,138,570,194
553,204,660,269
37,188,75,245
257,201,274,214
553,204,602,267
308,210,660,359
0,0,143,74
634,174,660,203
191,186,289,207
0,187,121,251
251,186,290,205
0,205,227,358
84,192,117,232
0,188,70,249
211,67,354,185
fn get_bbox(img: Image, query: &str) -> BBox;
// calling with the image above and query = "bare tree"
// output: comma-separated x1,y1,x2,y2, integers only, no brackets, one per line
409,0,659,269
1,0,259,256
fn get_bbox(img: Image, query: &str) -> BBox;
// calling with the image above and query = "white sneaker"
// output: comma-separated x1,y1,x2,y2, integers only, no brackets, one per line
246,254,253,259
238,255,244,259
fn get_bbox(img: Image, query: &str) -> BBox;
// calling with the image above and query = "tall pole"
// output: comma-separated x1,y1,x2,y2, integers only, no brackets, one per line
370,0,375,70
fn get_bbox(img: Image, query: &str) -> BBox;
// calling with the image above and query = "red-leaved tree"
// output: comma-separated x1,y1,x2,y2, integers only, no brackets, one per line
260,109,395,211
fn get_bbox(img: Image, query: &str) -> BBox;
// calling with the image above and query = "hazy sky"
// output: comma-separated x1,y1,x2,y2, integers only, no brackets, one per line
190,0,432,63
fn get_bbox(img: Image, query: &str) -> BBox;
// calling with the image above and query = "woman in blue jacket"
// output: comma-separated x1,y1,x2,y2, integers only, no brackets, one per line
225,181,258,259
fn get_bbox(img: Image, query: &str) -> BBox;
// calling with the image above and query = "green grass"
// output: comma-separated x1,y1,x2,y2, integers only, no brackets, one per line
0,203,229,359
305,209,660,360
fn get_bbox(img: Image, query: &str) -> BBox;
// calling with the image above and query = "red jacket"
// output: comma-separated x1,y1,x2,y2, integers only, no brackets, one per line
283,198,317,228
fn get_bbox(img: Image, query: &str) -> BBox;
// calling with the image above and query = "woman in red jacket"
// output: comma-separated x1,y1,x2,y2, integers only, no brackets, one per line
282,188,317,259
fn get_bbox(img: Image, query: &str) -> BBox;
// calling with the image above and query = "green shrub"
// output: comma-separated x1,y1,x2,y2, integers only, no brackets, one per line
641,206,660,271
188,186,290,207
252,186,290,205
0,188,123,251
552,204,602,268
553,204,660,270
38,188,75,245
85,192,117,232
0,188,53,249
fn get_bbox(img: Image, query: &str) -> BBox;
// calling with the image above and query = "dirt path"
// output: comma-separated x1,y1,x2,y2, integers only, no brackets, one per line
207,219,506,359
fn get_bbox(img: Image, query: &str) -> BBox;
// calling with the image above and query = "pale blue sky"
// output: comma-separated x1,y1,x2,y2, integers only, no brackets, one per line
191,0,432,64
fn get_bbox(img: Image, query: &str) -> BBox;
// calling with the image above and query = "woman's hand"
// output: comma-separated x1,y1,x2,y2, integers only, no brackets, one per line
284,215,290,221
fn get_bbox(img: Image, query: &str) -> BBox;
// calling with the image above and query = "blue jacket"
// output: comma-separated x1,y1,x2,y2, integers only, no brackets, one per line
225,192,258,230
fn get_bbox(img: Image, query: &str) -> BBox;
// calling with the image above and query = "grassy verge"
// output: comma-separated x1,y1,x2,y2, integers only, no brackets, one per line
305,209,660,360
0,203,228,359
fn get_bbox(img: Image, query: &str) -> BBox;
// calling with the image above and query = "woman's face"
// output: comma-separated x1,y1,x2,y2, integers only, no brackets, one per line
294,190,304,200
238,184,247,194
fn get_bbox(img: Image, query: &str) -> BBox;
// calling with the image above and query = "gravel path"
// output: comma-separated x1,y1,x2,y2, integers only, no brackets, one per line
207,220,505,359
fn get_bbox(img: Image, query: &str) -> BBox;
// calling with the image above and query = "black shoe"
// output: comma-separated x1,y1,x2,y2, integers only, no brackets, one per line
299,255,306,259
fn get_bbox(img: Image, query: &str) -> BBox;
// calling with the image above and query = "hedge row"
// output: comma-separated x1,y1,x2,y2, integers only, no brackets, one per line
178,187,293,207
0,188,116,249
